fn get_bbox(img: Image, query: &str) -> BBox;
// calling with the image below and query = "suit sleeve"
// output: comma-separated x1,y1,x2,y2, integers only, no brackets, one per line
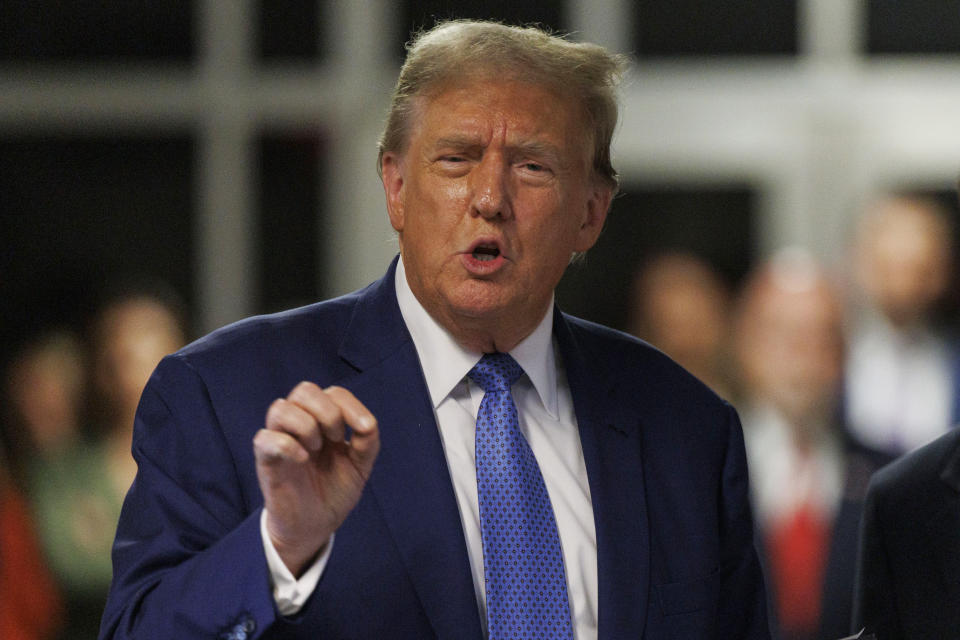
852,476,902,640
99,355,281,640
716,404,772,639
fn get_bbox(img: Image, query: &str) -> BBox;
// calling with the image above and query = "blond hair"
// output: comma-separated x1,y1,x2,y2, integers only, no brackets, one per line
378,20,628,190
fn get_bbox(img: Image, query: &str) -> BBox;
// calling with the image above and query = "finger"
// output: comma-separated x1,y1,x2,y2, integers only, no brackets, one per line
324,386,380,470
253,428,310,466
265,398,324,452
286,381,350,444
322,386,376,435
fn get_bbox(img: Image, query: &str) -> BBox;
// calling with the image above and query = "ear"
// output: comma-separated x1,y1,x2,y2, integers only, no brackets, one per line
573,182,614,252
381,151,405,232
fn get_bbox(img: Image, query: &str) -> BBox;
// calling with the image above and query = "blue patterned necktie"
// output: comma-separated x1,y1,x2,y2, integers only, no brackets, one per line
468,352,574,640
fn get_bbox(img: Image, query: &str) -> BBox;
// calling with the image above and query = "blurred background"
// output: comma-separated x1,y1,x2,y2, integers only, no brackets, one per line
2,1,960,639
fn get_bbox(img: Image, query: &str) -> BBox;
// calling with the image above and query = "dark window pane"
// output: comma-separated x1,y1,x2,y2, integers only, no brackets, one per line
0,0,194,62
257,0,325,62
633,0,797,57
396,0,565,59
0,135,195,362
255,132,324,313
868,0,960,54
557,184,755,331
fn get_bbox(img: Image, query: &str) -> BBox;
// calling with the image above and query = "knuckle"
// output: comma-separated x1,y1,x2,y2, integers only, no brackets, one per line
288,380,318,403
323,385,351,402
265,398,288,425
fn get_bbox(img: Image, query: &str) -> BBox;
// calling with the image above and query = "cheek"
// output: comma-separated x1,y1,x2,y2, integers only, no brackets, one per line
408,180,467,226
526,199,585,250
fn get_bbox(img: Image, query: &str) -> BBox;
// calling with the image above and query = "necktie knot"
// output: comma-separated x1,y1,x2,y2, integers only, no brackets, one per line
468,352,524,393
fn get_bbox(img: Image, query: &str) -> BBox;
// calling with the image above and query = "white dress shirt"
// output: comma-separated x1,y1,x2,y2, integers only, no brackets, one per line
740,402,843,530
846,315,955,454
263,261,599,639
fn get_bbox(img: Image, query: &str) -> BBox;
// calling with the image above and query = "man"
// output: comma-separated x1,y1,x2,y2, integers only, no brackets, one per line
733,249,889,640
852,426,960,639
100,21,768,639
845,195,960,456
627,252,733,399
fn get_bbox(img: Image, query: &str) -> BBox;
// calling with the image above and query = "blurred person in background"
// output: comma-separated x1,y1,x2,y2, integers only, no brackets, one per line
6,284,186,639
850,184,960,640
845,195,960,456
4,329,86,464
627,251,734,399
2,329,85,639
853,421,960,639
0,443,64,640
88,282,188,504
734,248,890,640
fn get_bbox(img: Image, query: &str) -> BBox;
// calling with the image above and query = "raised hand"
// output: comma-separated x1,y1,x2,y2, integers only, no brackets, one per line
254,382,379,576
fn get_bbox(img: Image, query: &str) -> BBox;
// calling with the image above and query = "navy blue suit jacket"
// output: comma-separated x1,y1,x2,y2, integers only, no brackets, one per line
853,427,960,639
100,258,769,639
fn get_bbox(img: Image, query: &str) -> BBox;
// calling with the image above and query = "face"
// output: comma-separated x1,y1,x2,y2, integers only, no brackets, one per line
859,204,951,326
744,284,843,425
381,79,612,344
96,299,184,422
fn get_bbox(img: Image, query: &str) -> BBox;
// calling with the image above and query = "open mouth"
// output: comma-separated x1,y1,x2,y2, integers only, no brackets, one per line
471,244,501,262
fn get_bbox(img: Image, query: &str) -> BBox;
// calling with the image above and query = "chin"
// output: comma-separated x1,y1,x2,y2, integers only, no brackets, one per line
445,286,514,320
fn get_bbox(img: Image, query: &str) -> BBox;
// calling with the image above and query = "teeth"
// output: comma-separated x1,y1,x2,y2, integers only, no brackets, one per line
472,245,500,262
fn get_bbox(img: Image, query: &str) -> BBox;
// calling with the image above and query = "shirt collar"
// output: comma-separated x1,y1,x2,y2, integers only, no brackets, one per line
395,258,559,418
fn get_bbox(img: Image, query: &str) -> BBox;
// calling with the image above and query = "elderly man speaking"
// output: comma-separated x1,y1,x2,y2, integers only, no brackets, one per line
99,21,769,640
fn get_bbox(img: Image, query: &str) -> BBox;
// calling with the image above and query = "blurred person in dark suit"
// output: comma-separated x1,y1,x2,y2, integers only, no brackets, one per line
734,249,890,640
852,172,960,640
845,196,960,455
100,20,769,639
627,251,734,399
853,426,960,639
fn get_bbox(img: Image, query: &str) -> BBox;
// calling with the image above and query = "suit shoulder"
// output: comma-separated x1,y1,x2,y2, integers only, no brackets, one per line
870,427,960,505
177,291,362,364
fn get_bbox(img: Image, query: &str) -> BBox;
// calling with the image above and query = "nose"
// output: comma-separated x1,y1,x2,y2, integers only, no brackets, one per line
469,154,512,220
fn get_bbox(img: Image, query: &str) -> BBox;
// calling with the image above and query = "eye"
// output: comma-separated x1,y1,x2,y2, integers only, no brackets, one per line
517,160,554,181
434,154,472,175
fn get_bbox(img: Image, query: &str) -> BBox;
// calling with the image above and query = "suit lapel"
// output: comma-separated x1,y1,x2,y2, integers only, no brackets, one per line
555,312,650,639
338,259,483,640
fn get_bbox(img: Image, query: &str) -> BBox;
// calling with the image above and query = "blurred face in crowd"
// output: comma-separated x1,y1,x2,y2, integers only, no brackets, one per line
856,198,952,328
631,254,729,384
94,298,184,428
737,260,844,430
7,333,84,453
381,78,612,348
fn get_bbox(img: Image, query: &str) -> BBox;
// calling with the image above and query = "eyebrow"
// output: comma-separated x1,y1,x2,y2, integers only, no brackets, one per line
432,135,482,151
514,140,564,162
432,136,565,164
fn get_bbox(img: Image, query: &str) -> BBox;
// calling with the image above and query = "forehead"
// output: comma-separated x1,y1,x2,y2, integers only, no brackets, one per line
409,79,589,153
